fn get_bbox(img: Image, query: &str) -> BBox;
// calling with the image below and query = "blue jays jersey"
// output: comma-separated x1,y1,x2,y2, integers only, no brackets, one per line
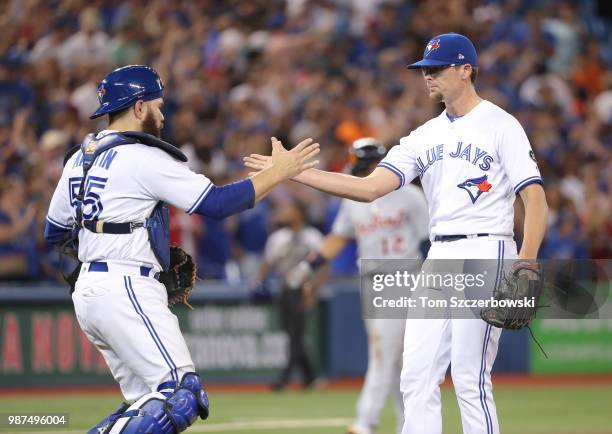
46,130,212,270
379,100,542,239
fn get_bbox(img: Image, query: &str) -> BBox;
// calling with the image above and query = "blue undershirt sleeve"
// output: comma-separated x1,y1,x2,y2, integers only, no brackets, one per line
193,178,255,219
44,219,71,245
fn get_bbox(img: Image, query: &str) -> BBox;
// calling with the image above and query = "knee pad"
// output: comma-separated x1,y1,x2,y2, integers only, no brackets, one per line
107,373,210,434
173,372,209,421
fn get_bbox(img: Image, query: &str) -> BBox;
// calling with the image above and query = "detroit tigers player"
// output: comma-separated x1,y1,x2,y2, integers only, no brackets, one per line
245,33,548,434
287,138,429,434
44,65,319,434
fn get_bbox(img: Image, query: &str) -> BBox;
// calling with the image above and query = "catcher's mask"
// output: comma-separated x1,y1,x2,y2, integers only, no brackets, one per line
349,137,387,175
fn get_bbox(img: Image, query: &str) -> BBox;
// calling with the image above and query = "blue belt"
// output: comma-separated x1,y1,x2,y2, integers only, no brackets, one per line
434,233,490,242
89,261,160,279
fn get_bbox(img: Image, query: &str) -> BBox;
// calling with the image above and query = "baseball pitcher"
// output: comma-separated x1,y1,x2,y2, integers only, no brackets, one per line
245,33,548,434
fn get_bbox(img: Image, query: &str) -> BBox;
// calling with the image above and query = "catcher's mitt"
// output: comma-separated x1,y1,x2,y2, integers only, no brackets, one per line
158,246,196,309
480,260,542,330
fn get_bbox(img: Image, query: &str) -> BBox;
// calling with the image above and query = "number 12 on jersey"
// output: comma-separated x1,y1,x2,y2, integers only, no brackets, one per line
381,234,406,256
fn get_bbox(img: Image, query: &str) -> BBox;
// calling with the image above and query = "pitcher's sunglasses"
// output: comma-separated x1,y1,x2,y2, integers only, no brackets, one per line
421,64,456,76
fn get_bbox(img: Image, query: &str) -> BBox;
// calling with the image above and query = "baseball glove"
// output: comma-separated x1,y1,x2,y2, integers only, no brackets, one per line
480,260,543,330
158,246,196,309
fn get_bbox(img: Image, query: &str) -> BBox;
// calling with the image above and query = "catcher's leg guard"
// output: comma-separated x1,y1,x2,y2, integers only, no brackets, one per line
87,402,130,434
108,372,209,434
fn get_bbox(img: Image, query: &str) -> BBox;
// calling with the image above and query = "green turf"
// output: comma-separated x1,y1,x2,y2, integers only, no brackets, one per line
0,385,610,433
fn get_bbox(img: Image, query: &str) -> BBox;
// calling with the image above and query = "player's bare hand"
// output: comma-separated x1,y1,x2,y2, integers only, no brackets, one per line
278,137,320,178
246,137,318,179
244,137,319,173
244,154,272,172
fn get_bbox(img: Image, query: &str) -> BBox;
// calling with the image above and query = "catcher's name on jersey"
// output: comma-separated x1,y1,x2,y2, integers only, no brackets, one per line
379,100,542,239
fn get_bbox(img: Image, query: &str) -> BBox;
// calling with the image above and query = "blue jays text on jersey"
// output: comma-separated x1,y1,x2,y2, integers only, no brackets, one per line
416,141,493,177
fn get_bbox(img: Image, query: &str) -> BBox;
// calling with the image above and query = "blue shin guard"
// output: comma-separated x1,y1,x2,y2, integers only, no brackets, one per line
87,402,130,434
107,373,209,434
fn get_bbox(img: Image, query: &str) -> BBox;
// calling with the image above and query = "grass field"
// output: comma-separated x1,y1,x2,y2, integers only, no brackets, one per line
1,383,611,434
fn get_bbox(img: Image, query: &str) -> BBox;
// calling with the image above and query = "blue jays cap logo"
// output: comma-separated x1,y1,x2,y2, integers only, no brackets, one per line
98,85,106,102
425,39,440,56
457,175,492,204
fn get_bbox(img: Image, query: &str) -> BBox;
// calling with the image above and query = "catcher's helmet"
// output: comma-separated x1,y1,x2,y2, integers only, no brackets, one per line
90,65,164,119
349,137,387,175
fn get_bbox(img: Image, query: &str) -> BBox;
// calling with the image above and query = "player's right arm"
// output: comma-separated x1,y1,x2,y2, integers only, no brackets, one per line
245,136,417,202
291,167,399,202
250,137,320,202
145,137,319,220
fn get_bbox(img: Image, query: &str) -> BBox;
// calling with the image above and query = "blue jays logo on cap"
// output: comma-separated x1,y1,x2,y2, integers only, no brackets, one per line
407,33,477,69
425,39,440,56
457,175,492,204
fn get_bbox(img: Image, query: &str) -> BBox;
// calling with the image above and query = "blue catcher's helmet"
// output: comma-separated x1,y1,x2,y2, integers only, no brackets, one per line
90,65,164,119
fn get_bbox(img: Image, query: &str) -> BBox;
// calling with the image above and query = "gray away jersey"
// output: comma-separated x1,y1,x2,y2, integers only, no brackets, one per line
332,184,429,259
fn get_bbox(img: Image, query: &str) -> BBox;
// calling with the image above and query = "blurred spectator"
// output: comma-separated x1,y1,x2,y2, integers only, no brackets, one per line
197,215,232,281
0,176,37,279
542,2,584,75
57,7,109,71
229,198,271,282
28,15,72,65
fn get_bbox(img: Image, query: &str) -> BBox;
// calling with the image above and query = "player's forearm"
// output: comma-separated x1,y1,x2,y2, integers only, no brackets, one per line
250,167,285,202
292,169,378,202
518,185,548,259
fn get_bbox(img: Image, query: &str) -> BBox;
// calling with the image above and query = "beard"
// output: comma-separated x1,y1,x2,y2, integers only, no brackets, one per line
142,111,161,137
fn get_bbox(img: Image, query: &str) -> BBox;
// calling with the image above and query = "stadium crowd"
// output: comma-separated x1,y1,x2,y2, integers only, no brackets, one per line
0,0,610,283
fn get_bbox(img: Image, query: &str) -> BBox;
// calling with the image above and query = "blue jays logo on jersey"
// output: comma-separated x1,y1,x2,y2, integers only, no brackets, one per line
457,175,492,204
425,39,440,56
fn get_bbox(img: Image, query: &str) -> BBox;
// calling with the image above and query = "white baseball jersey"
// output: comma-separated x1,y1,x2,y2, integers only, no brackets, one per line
379,100,542,239
332,185,429,259
46,130,212,270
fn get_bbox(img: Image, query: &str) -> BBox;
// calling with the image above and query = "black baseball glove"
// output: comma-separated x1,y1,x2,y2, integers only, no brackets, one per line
480,260,543,330
158,246,197,309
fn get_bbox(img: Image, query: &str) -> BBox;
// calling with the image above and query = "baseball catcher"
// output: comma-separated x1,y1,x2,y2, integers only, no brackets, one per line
481,260,543,329
44,64,319,434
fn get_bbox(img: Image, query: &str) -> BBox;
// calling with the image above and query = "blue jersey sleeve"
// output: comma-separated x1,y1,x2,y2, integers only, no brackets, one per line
193,178,255,219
